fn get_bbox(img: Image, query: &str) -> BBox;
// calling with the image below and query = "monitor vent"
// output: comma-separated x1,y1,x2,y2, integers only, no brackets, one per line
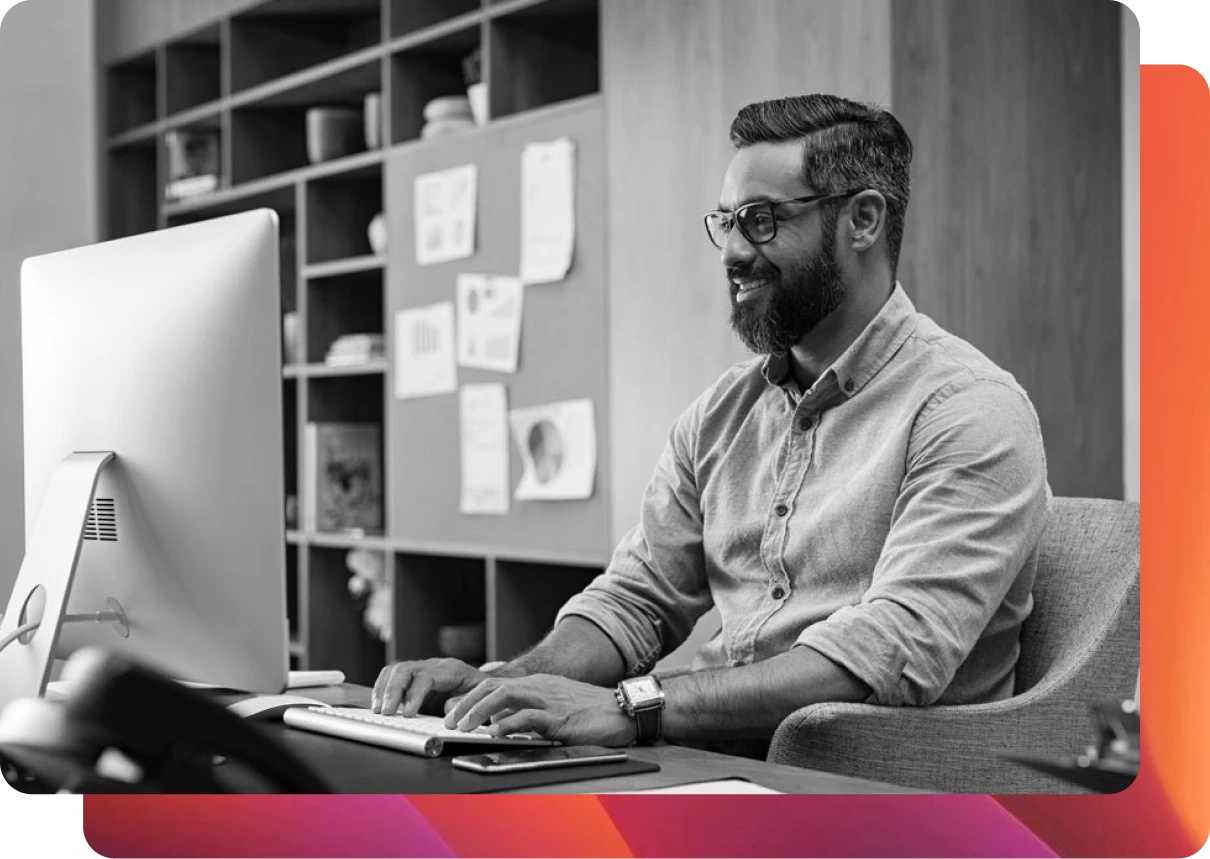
84,498,118,542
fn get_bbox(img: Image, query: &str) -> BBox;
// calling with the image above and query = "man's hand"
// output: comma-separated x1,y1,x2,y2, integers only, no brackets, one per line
371,658,488,716
443,673,636,746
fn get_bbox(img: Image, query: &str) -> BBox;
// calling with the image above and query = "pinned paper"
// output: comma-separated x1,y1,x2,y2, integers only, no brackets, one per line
459,384,510,515
394,302,456,400
414,164,477,265
510,399,596,501
456,274,524,374
520,138,576,284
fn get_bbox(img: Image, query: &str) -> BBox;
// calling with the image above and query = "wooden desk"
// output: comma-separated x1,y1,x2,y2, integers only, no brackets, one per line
242,684,920,795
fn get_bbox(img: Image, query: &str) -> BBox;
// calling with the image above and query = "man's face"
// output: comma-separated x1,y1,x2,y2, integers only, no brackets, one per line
717,142,846,354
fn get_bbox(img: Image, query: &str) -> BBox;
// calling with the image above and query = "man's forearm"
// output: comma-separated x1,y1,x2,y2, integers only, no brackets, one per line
662,646,872,741
498,616,627,685
652,664,699,681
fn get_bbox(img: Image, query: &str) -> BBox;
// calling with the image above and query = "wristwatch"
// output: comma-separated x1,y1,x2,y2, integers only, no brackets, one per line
615,675,665,745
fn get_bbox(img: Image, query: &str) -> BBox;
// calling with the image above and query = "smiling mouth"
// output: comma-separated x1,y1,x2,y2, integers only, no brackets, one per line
733,278,773,298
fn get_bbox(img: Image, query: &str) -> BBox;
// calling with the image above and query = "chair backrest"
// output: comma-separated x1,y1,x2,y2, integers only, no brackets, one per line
1015,497,1139,698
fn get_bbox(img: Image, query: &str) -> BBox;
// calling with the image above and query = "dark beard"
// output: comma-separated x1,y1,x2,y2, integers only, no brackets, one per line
729,238,846,355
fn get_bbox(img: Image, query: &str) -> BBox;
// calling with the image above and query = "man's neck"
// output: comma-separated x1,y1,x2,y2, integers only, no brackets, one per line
788,279,894,392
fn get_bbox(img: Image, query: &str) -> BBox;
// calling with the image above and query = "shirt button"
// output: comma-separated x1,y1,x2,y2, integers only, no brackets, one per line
771,587,786,600
798,417,813,431
844,380,855,393
774,503,788,517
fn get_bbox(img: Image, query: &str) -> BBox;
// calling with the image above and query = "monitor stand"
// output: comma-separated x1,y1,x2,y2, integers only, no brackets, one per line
0,452,129,712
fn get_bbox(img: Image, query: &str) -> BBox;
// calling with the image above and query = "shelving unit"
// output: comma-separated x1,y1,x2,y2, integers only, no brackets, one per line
100,0,606,686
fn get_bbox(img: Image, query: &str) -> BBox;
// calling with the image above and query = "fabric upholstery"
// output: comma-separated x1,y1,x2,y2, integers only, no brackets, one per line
767,497,1139,793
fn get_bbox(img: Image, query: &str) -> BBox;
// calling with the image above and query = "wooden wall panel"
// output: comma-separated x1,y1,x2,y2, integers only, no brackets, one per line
603,0,892,669
602,0,893,547
893,0,1123,498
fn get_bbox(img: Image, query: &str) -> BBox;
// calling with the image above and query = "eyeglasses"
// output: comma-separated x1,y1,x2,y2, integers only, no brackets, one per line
703,190,862,250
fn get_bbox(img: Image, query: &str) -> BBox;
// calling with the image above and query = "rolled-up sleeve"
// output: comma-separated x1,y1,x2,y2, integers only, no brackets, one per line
794,378,1049,706
556,400,715,677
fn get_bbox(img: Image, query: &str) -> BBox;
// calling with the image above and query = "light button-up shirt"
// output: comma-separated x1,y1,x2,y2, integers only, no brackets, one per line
558,284,1050,707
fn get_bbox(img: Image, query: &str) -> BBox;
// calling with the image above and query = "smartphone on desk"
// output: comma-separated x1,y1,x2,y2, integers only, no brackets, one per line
451,746,628,774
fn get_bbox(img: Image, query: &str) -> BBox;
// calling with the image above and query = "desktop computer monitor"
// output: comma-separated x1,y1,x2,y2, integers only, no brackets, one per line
0,209,288,709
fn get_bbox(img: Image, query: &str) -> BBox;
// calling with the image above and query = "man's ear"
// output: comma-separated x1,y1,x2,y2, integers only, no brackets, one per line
846,190,887,253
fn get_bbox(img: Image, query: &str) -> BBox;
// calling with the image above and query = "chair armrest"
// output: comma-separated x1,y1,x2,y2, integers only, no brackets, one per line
769,696,1096,793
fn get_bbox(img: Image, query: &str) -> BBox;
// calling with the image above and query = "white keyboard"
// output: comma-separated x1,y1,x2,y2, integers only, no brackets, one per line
281,706,557,758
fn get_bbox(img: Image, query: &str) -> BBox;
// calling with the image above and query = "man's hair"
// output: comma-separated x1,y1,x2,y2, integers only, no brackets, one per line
729,94,912,274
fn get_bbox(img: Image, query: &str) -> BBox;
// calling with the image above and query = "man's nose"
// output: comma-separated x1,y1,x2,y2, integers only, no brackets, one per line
720,225,758,270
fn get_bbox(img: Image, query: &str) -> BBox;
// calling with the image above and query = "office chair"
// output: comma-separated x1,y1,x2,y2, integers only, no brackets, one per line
0,649,332,793
768,497,1140,793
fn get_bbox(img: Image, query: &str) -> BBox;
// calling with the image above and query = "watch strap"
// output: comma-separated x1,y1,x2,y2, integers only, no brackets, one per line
632,704,662,745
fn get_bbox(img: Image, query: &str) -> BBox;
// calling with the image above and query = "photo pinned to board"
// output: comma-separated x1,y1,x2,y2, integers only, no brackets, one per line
394,301,457,400
456,273,523,373
460,383,510,516
509,399,596,501
414,163,477,266
520,137,576,284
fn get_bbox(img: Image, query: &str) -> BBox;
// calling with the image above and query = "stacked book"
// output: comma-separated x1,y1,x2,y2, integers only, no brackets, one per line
325,333,385,367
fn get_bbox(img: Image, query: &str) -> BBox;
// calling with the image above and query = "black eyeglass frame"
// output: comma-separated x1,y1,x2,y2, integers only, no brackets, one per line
703,189,863,250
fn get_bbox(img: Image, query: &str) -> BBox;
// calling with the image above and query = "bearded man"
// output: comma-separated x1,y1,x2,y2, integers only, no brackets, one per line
372,94,1051,755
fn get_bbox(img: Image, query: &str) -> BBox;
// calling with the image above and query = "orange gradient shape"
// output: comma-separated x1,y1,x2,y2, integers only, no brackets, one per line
1140,64,1210,850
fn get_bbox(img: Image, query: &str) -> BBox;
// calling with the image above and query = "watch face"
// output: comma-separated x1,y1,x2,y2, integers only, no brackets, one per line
626,677,660,703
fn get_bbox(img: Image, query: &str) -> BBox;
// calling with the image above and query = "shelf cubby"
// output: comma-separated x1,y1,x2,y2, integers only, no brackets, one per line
229,0,382,95
488,0,599,120
390,0,480,39
388,24,481,144
305,167,383,264
489,560,602,660
230,107,311,184
305,270,384,365
391,554,486,662
165,25,223,116
106,141,158,239
307,373,384,424
161,114,226,207
307,546,386,685
230,52,379,186
106,49,158,136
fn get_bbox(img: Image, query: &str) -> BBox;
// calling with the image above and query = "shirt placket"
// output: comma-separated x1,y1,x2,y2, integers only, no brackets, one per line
728,385,820,665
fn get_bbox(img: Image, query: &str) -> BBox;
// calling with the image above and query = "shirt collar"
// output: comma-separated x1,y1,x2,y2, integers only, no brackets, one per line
760,283,919,399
